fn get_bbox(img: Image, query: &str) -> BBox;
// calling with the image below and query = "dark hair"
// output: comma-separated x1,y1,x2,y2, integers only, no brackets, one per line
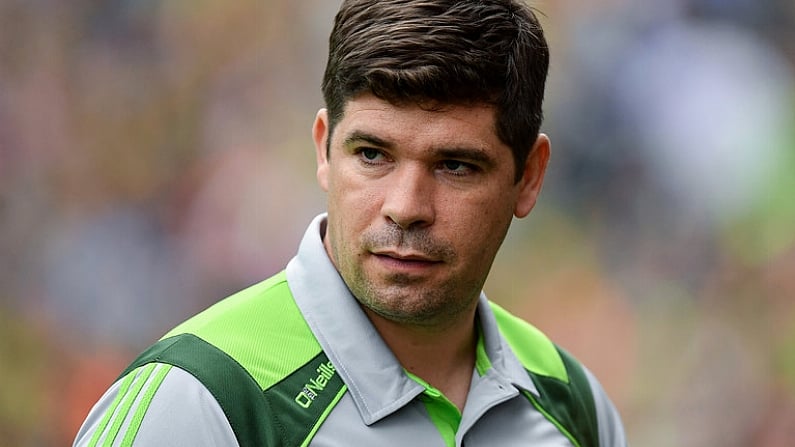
321,0,549,182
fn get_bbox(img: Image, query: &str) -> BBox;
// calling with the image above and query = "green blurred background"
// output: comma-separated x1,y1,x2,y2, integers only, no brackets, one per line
1,1,793,445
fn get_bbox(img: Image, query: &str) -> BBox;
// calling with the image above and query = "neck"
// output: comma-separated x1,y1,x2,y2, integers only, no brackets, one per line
362,305,478,411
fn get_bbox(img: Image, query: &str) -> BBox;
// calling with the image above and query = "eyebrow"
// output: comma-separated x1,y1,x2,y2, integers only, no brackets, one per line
342,131,393,150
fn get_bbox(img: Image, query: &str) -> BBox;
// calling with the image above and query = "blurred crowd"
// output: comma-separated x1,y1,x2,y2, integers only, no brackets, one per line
1,0,793,445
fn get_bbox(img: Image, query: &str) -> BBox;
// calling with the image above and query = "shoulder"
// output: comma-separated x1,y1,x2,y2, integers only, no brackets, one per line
488,301,628,447
75,271,326,446
488,301,568,381
73,363,237,446
163,270,296,340
160,270,323,390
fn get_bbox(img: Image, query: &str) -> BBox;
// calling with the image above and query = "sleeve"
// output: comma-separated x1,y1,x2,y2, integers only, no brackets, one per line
73,363,239,447
583,367,629,447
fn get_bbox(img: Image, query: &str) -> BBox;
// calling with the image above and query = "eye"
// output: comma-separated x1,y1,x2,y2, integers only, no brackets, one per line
440,160,476,175
356,147,389,167
361,148,382,161
443,160,464,171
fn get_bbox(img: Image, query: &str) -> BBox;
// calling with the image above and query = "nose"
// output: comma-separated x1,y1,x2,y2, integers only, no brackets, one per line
381,165,435,230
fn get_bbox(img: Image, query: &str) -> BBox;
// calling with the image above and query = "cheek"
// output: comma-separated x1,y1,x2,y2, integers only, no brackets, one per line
326,177,382,248
445,194,514,253
445,185,515,224
329,172,383,220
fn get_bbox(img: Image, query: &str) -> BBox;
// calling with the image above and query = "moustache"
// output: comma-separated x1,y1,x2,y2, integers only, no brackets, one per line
361,224,455,261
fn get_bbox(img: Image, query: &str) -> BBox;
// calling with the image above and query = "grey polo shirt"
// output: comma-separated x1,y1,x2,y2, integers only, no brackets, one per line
74,214,627,446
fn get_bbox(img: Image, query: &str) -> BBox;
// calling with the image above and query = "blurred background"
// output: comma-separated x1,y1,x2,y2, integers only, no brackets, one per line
1,0,793,445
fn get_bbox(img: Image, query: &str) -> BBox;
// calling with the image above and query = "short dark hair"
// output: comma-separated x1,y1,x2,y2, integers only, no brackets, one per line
321,0,549,182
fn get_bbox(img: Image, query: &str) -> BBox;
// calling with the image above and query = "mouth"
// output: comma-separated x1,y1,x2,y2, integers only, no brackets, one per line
370,250,443,271
373,250,439,262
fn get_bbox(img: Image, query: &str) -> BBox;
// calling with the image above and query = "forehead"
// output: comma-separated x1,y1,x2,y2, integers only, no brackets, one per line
335,95,504,152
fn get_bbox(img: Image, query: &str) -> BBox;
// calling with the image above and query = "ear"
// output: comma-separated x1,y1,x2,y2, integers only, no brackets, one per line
313,109,330,192
514,133,550,218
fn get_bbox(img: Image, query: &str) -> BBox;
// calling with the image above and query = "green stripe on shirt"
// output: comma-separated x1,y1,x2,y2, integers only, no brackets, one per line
87,370,138,447
120,364,173,446
100,363,157,447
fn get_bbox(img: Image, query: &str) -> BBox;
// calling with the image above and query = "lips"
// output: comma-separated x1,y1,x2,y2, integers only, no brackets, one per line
372,250,440,263
370,250,442,274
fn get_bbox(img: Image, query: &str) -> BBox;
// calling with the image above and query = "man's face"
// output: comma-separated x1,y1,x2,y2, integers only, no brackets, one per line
313,94,549,328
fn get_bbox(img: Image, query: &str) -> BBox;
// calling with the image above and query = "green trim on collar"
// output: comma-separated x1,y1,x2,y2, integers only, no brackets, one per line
475,323,492,376
405,371,461,447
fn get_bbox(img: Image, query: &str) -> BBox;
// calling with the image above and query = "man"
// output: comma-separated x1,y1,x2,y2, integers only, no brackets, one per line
74,1,627,446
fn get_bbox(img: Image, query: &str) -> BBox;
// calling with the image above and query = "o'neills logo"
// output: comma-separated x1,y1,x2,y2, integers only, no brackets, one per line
294,361,337,408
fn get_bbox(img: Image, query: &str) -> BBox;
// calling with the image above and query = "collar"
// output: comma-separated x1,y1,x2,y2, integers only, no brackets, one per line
285,214,538,425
